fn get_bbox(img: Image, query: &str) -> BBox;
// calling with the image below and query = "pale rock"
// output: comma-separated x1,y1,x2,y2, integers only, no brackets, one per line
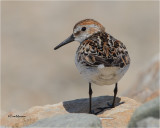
136,117,160,128
25,113,102,127
1,96,140,128
128,97,159,128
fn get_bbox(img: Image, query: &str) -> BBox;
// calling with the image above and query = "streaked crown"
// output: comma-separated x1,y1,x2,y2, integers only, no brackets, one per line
54,19,105,50
73,19,105,42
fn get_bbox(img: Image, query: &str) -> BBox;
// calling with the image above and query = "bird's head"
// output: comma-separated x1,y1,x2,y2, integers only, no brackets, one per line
54,19,105,50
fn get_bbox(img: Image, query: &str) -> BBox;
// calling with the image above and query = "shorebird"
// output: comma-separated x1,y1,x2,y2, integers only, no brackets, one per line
54,19,130,114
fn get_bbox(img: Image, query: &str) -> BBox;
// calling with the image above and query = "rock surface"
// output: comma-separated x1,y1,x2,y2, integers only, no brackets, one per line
124,54,160,103
25,113,102,127
136,117,160,128
1,96,140,128
128,97,159,127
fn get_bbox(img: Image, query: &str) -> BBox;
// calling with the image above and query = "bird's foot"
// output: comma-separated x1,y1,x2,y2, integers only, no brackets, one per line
95,107,108,114
96,102,115,114
89,110,96,115
97,107,108,111
107,102,115,108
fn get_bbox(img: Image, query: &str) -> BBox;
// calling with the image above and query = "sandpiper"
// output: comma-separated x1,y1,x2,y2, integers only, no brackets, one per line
54,19,130,114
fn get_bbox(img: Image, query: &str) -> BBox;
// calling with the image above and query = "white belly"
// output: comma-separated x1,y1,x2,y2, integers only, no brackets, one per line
75,56,130,85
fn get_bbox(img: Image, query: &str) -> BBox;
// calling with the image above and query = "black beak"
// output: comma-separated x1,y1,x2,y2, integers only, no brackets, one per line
54,34,75,50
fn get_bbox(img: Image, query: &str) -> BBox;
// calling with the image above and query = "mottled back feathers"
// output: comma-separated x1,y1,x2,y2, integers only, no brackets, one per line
76,32,130,68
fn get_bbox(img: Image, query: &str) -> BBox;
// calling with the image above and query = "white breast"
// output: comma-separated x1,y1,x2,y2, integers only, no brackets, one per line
75,54,130,86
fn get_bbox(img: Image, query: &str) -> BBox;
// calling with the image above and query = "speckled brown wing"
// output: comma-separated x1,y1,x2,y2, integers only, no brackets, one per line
76,32,130,68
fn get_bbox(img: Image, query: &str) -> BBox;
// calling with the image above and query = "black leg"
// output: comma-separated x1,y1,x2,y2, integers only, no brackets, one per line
97,83,118,113
89,82,93,114
108,83,118,108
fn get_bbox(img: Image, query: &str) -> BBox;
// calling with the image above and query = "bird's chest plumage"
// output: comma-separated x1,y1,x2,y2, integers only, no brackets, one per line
75,32,130,85
75,55,129,85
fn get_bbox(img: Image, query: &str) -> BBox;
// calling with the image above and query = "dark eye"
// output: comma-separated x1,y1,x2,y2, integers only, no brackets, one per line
81,27,86,31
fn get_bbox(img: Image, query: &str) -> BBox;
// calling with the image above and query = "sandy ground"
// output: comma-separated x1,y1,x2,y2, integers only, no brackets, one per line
1,1,159,113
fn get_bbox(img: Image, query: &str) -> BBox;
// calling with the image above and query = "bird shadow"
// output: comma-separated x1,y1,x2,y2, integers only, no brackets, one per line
63,95,125,115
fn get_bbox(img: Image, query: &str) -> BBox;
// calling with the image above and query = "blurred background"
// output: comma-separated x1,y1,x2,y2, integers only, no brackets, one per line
1,1,159,113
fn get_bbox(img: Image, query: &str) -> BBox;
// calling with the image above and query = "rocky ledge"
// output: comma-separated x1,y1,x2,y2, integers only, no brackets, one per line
1,96,140,128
